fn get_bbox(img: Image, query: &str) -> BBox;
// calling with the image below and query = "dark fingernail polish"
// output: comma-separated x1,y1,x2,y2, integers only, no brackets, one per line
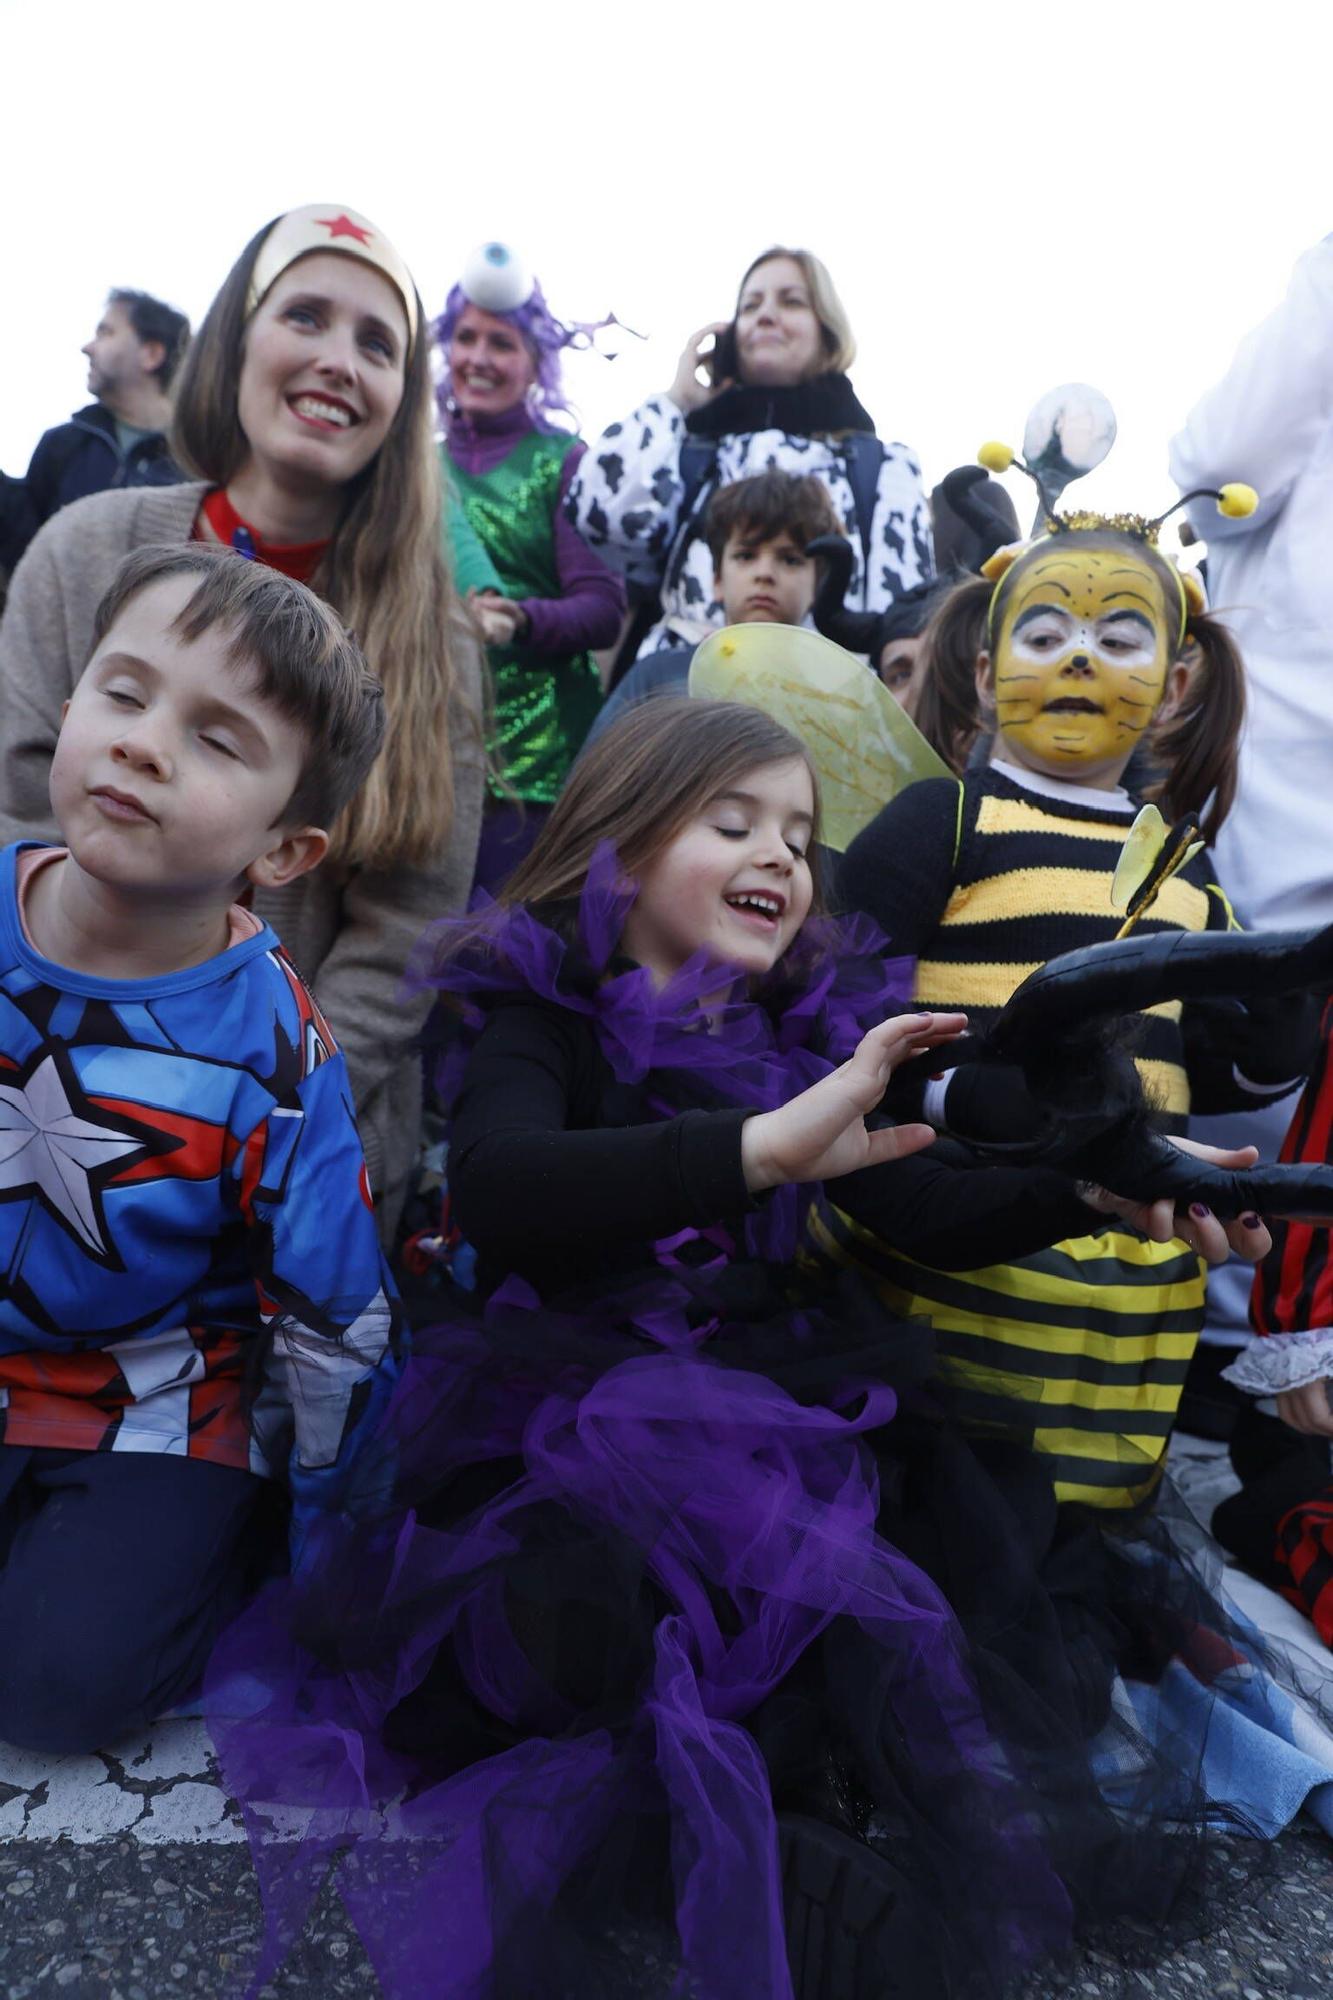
1190,1203,1211,1219
1242,1212,1262,1228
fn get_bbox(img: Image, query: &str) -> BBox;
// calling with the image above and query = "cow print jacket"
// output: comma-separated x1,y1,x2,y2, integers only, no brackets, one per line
565,387,935,657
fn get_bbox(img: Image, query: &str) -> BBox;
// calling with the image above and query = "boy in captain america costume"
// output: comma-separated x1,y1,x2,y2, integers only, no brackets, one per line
0,543,397,1754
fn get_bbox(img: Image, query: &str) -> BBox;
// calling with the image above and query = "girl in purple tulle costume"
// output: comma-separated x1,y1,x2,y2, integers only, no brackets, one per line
209,700,1267,2000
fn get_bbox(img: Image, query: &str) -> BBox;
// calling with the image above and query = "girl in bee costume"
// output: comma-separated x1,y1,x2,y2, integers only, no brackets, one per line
835,449,1318,1510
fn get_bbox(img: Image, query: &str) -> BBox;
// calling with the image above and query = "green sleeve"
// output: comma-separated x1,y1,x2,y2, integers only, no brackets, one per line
443,476,503,597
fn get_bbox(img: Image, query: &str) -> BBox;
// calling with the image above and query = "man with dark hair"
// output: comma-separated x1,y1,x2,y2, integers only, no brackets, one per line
0,289,190,574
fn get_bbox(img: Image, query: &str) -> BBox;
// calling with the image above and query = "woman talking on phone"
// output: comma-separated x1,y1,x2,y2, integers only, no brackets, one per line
568,246,934,666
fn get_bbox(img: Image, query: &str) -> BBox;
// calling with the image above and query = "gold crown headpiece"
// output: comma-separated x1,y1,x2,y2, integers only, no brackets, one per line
246,204,420,350
974,439,1257,645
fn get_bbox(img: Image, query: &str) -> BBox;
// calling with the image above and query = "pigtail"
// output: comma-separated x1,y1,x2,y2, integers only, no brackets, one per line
913,575,992,774
1147,611,1246,844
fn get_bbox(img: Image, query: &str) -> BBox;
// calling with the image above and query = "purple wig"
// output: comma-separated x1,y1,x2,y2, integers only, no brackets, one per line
434,278,605,434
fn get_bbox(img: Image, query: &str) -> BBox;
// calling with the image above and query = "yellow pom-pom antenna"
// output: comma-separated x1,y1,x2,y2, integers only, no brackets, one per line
1217,482,1258,520
977,440,1015,474
1165,482,1261,538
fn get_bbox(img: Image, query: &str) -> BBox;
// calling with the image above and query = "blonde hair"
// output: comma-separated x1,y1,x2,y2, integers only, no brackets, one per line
737,247,856,376
171,217,477,871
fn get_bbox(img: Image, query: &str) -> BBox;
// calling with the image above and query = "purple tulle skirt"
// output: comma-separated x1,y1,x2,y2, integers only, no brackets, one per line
208,1244,1246,1998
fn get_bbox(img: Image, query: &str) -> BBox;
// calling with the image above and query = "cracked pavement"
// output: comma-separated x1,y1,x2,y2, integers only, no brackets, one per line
0,1719,243,1846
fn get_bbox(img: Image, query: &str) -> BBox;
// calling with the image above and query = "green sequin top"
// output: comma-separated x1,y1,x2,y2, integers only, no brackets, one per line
447,432,603,805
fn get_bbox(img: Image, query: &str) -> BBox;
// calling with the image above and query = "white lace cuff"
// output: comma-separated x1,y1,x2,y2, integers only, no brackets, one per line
1223,1329,1333,1396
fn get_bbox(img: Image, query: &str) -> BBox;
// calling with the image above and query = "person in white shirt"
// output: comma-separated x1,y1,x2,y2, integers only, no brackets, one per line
1169,233,1333,1402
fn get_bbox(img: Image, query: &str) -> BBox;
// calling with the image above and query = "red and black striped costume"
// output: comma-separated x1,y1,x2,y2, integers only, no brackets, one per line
1245,998,1333,1640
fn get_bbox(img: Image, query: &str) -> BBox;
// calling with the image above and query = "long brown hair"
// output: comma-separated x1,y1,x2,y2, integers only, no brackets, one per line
502,698,824,911
915,535,1246,842
912,574,991,775
170,218,476,871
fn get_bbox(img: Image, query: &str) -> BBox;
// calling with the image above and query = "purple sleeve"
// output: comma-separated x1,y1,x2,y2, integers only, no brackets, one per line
517,443,627,657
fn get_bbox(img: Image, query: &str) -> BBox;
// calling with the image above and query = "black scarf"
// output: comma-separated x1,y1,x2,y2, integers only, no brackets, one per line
683,371,876,442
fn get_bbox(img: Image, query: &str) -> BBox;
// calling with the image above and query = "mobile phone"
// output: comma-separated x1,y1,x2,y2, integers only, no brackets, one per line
706,322,739,387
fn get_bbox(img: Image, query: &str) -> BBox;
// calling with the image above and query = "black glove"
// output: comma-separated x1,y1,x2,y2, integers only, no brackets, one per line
1190,989,1325,1089
883,1049,1048,1147
1233,988,1324,1087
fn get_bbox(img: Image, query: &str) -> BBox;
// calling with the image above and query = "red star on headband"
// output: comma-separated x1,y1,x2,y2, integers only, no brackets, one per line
315,213,373,245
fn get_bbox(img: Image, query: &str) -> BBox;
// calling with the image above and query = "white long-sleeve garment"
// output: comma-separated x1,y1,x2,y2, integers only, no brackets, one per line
567,393,934,657
1170,234,1333,932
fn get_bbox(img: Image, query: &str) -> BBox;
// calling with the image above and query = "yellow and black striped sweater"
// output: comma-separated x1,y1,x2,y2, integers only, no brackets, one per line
827,765,1237,1511
842,765,1236,1127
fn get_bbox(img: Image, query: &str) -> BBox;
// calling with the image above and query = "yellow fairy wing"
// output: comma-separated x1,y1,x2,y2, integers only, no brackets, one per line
1111,809,1203,936
1110,804,1168,912
687,623,950,850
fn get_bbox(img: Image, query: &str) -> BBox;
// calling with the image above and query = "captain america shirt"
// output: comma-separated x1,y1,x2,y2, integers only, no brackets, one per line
0,843,398,1514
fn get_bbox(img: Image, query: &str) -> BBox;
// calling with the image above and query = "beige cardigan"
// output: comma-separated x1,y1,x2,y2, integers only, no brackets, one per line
0,481,485,1238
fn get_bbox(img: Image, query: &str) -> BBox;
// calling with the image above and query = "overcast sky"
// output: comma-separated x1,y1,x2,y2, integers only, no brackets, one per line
4,0,1328,560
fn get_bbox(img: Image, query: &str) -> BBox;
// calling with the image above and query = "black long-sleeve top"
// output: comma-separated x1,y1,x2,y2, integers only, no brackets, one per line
449,997,1099,1296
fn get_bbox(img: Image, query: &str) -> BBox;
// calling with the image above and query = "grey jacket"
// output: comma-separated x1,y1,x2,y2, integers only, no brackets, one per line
0,481,485,1236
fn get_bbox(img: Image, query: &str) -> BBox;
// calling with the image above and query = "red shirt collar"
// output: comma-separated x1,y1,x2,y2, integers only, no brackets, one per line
195,487,331,585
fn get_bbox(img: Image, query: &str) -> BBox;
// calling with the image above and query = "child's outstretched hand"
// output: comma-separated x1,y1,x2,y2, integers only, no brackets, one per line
741,1012,967,1193
1275,1379,1333,1438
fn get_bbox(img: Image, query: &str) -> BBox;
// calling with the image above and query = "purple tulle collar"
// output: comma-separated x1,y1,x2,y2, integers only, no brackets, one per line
412,845,914,1257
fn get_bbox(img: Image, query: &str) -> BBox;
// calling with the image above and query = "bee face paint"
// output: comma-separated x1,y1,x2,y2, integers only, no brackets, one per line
990,543,1173,777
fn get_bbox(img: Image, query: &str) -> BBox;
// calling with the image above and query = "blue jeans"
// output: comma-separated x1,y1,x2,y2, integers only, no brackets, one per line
0,1445,263,1752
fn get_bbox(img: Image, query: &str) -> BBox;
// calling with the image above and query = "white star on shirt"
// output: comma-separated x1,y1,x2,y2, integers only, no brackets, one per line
0,1051,144,1258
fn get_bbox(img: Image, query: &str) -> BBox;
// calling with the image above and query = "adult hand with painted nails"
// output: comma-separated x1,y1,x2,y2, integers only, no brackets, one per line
1081,1137,1273,1265
669,322,732,413
741,1011,968,1193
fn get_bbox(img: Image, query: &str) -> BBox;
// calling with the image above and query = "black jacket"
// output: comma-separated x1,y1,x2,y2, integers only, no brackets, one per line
448,996,1095,1296
1,404,185,574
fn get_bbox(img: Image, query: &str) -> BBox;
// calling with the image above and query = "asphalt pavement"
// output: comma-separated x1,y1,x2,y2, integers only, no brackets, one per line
2,1818,1332,1999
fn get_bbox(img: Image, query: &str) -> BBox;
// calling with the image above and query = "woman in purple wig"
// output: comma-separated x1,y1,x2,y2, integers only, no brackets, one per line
437,243,625,893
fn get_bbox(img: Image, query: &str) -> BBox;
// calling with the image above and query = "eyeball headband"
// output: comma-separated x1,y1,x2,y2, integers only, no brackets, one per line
246,204,419,350
974,436,1258,650
459,241,535,314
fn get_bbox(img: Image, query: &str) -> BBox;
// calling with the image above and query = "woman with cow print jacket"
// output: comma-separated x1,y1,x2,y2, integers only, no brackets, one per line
567,244,934,664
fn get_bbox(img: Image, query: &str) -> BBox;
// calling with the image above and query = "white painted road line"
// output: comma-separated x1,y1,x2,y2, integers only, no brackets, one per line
0,1719,245,1844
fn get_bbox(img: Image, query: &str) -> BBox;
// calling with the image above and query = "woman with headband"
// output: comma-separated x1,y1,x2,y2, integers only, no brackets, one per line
0,204,485,1238
436,243,625,891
